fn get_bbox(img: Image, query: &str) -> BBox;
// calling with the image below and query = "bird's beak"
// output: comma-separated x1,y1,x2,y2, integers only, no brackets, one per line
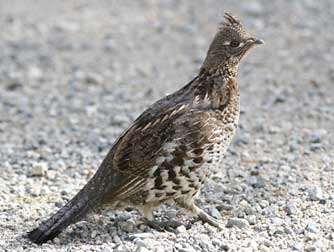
253,39,264,45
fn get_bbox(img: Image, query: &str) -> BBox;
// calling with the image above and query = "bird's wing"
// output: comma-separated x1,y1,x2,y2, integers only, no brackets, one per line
112,104,189,197
98,102,191,200
100,97,222,202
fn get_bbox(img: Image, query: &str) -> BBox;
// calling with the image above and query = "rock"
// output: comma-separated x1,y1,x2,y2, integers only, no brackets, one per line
135,238,148,248
84,72,104,85
310,130,326,143
53,237,61,245
130,233,155,240
6,81,22,91
226,218,249,228
304,232,318,242
258,245,270,252
271,217,283,225
210,208,222,219
91,230,97,238
273,95,286,104
212,238,222,246
235,133,250,145
27,65,43,79
305,246,317,252
319,199,326,204
241,151,251,159
29,184,41,196
291,242,304,250
136,246,150,252
289,142,299,152
55,19,80,32
268,126,280,134
286,201,298,215
120,219,135,232
166,209,177,219
308,187,324,201
31,162,48,177
176,225,187,233
155,246,166,252
47,170,57,180
247,175,265,188
217,203,233,211
247,241,258,251
113,235,121,244
306,223,318,233
179,244,197,252
247,215,257,225
198,234,212,250
261,239,274,248
310,143,322,151
273,228,285,235
259,200,269,208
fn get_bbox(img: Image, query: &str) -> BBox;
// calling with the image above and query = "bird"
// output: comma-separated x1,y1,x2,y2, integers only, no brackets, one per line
27,13,263,244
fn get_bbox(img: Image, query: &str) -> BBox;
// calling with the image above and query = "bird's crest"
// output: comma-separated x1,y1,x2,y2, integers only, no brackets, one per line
220,13,243,32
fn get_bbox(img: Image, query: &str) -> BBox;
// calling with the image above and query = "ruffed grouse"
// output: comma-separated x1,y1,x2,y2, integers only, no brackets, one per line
28,13,263,244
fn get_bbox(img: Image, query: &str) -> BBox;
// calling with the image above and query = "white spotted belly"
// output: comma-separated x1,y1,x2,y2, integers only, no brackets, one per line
141,124,237,205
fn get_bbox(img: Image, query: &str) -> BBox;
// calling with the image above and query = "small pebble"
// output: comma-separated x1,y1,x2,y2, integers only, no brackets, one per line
27,65,43,79
308,187,324,201
291,242,304,251
210,208,222,219
31,162,48,177
91,230,97,238
305,246,317,252
226,218,249,228
217,203,233,211
286,201,298,215
271,217,283,225
84,72,104,85
120,219,135,233
113,235,121,244
306,223,318,233
135,238,148,248
176,225,187,233
247,215,257,225
136,246,150,252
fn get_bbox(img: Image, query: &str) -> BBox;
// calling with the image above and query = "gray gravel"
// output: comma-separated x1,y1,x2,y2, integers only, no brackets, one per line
1,1,334,251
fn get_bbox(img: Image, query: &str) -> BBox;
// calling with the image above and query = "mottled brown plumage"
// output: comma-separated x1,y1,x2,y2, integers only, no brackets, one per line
28,13,263,244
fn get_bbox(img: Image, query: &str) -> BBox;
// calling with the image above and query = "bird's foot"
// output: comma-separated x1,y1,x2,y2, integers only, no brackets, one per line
196,209,224,230
175,198,224,230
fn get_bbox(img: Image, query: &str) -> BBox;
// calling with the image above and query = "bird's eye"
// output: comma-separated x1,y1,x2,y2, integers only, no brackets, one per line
230,41,240,47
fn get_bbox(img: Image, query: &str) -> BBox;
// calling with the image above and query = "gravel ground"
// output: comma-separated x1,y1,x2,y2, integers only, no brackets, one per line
1,1,334,251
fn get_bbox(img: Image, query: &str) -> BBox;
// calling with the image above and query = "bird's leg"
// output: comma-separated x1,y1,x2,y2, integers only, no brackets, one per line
176,198,224,230
139,204,183,232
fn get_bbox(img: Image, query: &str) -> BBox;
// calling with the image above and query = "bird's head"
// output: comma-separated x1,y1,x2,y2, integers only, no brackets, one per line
202,13,263,74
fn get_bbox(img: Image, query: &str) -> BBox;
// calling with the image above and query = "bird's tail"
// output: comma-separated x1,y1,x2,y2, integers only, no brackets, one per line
27,180,102,244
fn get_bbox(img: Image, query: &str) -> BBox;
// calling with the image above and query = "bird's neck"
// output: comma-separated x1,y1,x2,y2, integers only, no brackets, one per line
200,61,238,80
188,65,240,110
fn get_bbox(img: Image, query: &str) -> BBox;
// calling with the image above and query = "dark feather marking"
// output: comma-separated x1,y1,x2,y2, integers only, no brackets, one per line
153,168,161,177
168,169,177,180
154,177,163,188
193,157,203,164
155,192,164,198
173,185,182,190
172,156,184,166
166,191,177,197
193,148,204,155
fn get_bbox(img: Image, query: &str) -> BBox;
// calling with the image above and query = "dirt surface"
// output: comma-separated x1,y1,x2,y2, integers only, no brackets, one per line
0,1,333,251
